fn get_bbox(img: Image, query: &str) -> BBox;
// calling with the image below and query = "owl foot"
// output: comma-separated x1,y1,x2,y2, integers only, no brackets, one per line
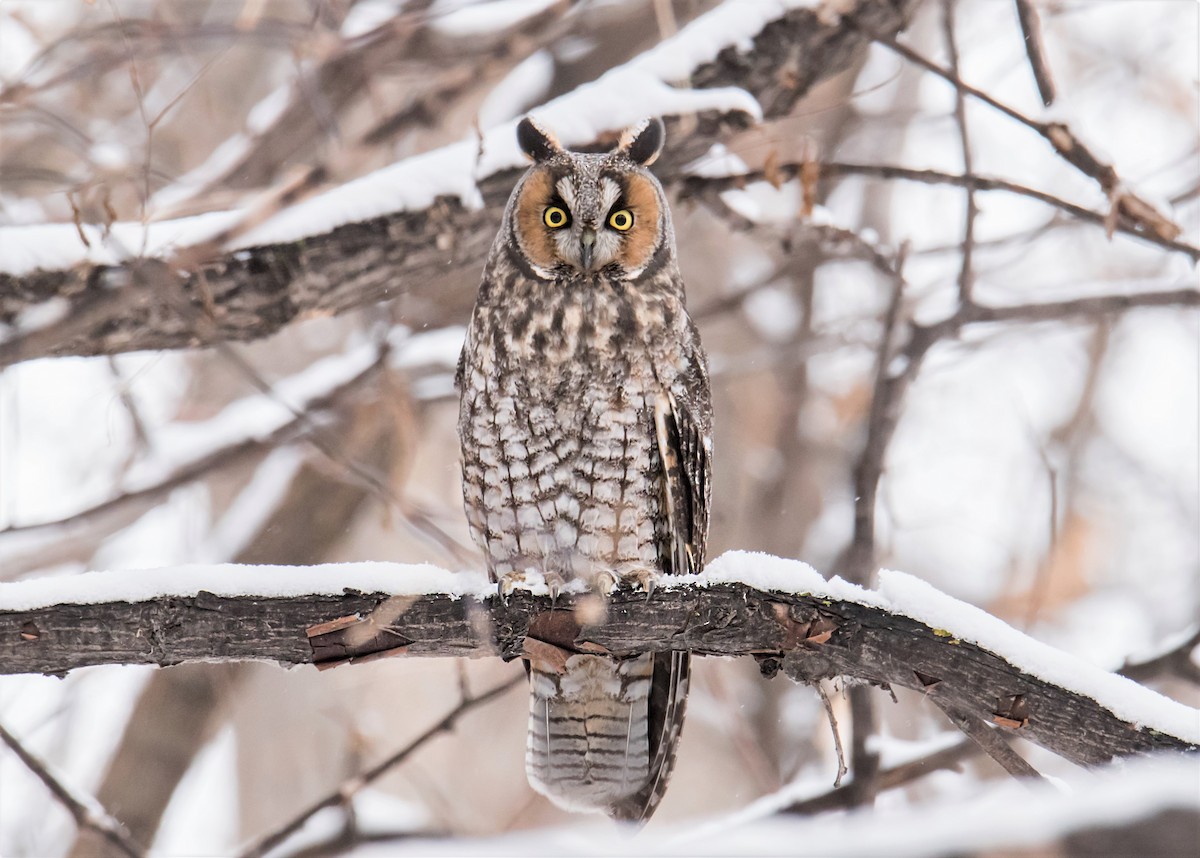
497,570,565,604
545,572,565,606
595,568,659,600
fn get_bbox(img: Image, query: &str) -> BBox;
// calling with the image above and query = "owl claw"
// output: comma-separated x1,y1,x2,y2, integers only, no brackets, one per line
497,570,565,604
497,571,526,604
545,572,565,606
595,570,619,598
593,568,659,599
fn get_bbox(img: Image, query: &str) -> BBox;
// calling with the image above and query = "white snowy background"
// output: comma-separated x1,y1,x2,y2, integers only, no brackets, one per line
0,0,1197,855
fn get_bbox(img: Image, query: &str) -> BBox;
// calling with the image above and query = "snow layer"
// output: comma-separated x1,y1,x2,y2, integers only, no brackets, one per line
699,551,1199,744
431,0,561,38
2,548,1194,743
0,562,492,612
0,0,811,276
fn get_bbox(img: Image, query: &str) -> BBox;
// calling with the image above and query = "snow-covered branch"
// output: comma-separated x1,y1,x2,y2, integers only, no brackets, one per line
3,552,1196,769
0,0,914,366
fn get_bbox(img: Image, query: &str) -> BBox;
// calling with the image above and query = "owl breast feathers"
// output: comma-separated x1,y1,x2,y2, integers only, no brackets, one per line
456,116,712,823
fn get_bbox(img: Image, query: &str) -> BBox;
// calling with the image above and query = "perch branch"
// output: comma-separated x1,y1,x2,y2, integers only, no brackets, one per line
3,569,1195,772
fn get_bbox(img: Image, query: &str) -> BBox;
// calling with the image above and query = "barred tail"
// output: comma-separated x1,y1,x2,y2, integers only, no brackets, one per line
525,651,689,822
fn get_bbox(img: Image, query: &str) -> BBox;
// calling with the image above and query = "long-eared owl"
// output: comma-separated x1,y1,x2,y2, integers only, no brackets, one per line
456,116,712,822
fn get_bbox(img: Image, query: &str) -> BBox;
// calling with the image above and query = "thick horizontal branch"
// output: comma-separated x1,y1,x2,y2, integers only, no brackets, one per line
3,560,1196,771
0,0,913,366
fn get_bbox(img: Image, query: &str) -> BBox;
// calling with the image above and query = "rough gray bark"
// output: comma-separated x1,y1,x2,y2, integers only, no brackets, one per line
5,583,1195,768
0,0,915,366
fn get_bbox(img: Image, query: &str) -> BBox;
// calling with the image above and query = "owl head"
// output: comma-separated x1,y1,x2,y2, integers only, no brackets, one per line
507,116,671,278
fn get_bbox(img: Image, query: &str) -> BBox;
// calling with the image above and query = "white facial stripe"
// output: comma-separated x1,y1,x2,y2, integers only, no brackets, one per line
555,178,576,212
599,178,622,217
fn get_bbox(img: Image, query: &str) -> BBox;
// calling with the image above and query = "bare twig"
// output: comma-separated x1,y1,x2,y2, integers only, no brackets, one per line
837,244,908,585
853,18,1182,242
932,702,1045,781
846,686,881,806
105,355,153,471
1014,0,1057,106
236,673,523,858
1120,628,1200,686
0,353,384,539
941,0,977,305
681,162,1200,260
815,682,849,787
782,737,978,814
0,722,145,858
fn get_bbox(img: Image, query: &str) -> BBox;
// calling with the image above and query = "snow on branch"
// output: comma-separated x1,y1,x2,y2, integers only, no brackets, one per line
0,0,914,366
2,552,1195,769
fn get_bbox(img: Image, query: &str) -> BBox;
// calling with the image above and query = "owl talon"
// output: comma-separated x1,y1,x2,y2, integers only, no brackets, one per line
593,568,659,598
595,571,619,598
631,569,658,600
545,572,565,606
498,570,533,603
497,570,566,604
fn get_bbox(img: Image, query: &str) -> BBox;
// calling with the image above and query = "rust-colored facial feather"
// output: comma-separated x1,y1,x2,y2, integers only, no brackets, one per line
617,173,661,271
514,167,559,269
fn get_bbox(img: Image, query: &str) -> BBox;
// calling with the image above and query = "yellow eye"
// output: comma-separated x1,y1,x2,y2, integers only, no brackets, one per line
608,209,634,231
543,206,569,228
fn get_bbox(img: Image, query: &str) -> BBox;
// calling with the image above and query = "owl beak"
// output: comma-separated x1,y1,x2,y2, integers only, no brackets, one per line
579,227,596,271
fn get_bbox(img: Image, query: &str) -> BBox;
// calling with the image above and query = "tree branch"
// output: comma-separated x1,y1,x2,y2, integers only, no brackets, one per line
680,161,1200,260
3,561,1195,771
931,701,1044,781
781,737,979,815
851,14,1183,244
0,0,915,366
236,673,523,858
1013,0,1057,107
0,722,146,858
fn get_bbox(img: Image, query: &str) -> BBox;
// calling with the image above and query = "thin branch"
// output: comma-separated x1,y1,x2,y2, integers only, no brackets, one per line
681,162,1200,260
931,701,1045,781
852,17,1182,243
815,682,849,788
1120,628,1200,686
846,685,881,806
941,0,977,305
0,722,146,858
236,673,523,858
782,737,978,815
1014,0,1057,106
836,243,908,585
0,353,384,539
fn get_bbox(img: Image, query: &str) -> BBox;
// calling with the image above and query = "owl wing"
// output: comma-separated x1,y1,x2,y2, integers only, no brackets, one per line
653,353,713,577
609,350,712,824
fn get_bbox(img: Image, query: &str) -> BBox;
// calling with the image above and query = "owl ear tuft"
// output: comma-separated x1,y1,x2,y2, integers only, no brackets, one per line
517,117,562,162
617,118,665,166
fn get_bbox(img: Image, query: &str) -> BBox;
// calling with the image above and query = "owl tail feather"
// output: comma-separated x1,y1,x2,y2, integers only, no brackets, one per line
525,651,689,823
